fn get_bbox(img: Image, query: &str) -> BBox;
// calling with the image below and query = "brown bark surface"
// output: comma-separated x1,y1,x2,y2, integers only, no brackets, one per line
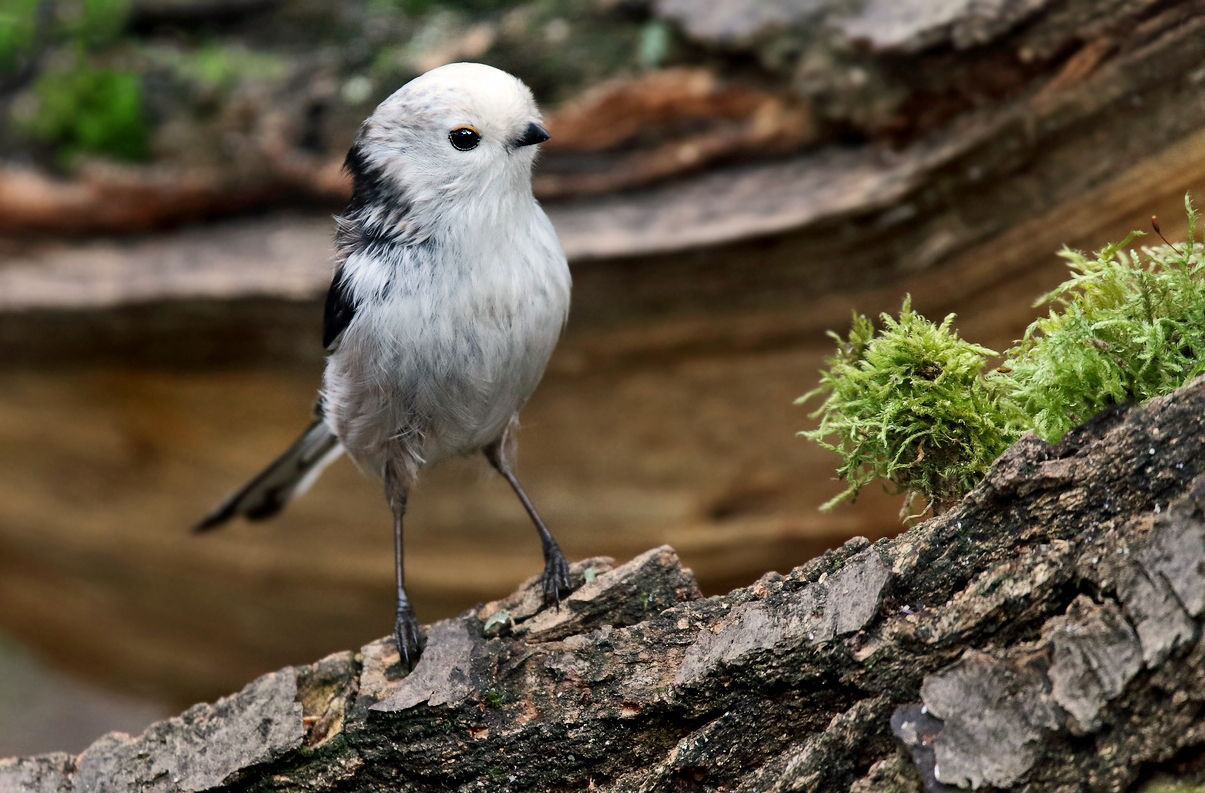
6,376,1205,792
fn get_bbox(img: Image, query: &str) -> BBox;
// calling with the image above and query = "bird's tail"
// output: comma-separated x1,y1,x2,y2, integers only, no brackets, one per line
195,420,343,532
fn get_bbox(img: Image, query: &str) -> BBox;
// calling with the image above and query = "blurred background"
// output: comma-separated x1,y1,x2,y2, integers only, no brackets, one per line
3,0,1205,759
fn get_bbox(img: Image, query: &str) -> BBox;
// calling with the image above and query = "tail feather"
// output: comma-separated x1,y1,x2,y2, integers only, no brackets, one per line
195,421,342,532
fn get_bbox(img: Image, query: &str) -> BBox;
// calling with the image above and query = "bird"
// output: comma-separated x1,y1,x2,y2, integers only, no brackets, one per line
194,62,573,668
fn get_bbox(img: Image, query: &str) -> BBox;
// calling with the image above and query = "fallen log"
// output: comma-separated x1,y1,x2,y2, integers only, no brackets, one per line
6,374,1205,792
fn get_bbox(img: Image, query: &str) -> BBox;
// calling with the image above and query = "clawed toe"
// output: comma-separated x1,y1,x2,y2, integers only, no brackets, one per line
395,607,422,670
541,549,572,608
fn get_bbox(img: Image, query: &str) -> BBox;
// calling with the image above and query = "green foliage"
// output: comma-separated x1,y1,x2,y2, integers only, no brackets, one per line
802,196,1205,518
68,0,132,49
2,0,131,60
147,43,288,90
798,297,1027,515
1005,197,1205,441
0,0,40,71
22,59,149,164
9,0,144,165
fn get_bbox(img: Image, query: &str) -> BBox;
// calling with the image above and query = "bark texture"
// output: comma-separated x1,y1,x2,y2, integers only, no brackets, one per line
6,376,1205,792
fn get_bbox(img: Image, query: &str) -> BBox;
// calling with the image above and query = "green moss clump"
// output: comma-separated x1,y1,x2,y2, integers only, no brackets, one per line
1006,197,1205,441
11,0,147,165
23,60,149,164
802,196,1205,519
798,297,1026,515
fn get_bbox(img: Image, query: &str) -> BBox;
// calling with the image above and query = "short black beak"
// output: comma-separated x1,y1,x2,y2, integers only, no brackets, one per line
515,122,550,147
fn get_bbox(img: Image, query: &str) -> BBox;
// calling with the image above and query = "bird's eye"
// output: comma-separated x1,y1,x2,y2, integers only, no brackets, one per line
448,126,481,151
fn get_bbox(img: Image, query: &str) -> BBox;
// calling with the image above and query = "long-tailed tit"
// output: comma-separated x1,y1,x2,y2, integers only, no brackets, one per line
196,62,572,667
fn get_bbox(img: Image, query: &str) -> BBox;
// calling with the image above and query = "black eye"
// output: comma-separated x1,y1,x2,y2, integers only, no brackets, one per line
449,127,480,151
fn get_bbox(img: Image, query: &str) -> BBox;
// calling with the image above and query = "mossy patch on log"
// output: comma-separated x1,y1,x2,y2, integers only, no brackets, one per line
803,198,1205,518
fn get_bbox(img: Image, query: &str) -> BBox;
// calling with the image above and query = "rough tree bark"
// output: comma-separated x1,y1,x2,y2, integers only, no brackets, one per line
6,374,1205,792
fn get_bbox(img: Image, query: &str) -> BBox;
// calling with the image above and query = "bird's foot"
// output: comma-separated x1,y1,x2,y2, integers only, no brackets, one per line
540,546,572,608
394,605,422,670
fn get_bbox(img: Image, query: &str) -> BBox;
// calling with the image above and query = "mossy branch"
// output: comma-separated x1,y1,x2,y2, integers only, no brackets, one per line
1006,196,1205,441
803,195,1205,518
797,297,1026,516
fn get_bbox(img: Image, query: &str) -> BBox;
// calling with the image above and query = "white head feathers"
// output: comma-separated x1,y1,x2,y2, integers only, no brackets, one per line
349,62,548,209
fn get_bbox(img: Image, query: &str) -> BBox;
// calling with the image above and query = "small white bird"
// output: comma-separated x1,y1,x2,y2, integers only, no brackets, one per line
196,63,573,667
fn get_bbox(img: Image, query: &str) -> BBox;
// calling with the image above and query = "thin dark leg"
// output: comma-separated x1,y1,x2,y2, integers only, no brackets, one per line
385,461,420,668
484,443,571,606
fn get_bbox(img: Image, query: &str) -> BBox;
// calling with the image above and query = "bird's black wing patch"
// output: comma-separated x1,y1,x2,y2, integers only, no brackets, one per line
336,140,416,255
343,142,386,213
323,266,357,352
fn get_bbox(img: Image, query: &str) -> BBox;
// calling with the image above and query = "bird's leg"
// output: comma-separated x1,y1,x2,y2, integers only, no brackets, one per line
385,460,420,669
484,438,571,607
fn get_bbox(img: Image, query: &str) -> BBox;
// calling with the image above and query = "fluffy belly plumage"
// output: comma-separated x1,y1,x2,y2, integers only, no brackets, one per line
321,279,565,478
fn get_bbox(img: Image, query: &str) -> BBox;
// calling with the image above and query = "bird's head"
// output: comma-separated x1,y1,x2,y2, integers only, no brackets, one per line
345,62,549,217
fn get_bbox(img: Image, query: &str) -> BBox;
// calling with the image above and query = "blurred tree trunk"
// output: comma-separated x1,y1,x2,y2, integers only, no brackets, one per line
4,376,1205,792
